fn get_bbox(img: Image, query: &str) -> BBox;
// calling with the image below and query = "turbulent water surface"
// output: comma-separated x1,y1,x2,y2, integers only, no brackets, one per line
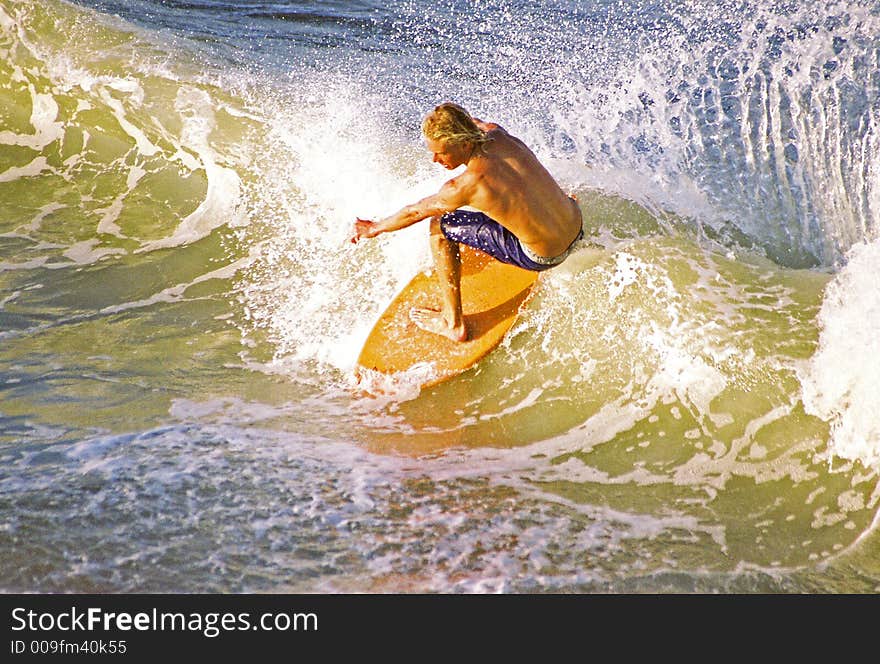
1,0,879,593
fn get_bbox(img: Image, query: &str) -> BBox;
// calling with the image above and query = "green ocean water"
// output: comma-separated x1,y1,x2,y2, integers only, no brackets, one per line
1,0,879,593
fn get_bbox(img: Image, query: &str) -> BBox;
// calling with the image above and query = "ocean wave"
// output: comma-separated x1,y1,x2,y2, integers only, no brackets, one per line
2,0,880,594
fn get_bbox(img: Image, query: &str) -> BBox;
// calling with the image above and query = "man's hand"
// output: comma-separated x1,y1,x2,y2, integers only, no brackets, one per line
351,218,380,244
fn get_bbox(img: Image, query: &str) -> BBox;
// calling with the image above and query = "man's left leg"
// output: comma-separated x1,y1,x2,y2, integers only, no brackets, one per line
409,216,468,342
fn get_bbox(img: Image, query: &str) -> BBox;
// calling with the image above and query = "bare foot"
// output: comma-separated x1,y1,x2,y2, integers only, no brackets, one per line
409,307,468,342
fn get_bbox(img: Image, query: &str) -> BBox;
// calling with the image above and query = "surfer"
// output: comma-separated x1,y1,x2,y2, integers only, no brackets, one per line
351,102,583,342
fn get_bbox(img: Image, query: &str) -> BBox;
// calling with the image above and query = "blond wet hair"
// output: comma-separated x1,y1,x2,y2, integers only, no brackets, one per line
422,102,492,149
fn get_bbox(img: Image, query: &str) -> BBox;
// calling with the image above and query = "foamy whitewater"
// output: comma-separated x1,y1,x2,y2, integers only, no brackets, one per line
1,0,879,593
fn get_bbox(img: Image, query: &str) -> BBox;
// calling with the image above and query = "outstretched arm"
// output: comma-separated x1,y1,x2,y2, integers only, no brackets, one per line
351,178,469,243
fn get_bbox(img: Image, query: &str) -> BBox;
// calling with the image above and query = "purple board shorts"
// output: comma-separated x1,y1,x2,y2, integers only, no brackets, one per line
440,209,583,272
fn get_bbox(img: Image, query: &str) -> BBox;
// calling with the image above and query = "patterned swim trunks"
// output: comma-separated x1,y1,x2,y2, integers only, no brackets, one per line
439,207,583,272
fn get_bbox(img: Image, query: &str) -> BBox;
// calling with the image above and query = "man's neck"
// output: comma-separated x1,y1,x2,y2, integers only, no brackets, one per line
465,142,479,166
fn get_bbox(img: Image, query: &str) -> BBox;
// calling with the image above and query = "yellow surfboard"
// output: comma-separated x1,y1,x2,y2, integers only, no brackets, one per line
356,245,539,391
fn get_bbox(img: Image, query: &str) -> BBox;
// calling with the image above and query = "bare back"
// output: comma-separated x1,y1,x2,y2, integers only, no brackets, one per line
460,125,582,258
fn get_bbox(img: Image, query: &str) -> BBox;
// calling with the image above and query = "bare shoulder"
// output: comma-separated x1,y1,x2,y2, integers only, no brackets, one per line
451,166,483,190
473,118,504,133
438,170,480,206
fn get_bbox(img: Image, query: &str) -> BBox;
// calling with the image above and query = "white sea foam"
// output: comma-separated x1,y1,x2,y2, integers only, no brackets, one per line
136,86,242,252
233,81,440,374
0,156,48,182
100,254,254,315
0,87,63,149
800,239,880,469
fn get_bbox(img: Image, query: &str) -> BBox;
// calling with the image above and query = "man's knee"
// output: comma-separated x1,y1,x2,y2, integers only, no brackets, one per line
429,216,459,256
429,215,444,237
429,216,450,247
